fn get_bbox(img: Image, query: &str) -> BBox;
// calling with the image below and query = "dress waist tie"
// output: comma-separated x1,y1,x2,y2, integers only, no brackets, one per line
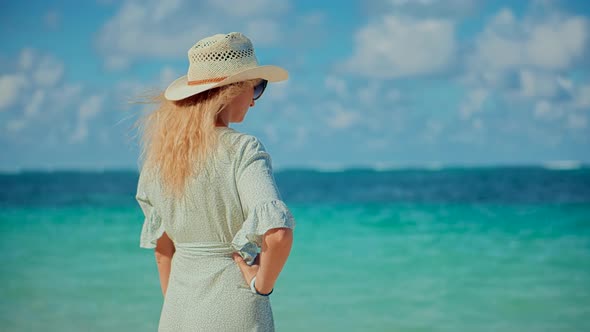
174,241,235,257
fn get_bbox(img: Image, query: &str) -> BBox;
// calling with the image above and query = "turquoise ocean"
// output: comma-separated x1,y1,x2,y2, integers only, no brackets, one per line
1,167,589,331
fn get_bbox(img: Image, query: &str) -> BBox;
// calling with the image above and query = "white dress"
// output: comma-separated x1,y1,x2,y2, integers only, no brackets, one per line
136,127,296,331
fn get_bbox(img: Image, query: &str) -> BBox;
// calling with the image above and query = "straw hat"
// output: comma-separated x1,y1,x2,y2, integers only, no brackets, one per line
164,32,288,101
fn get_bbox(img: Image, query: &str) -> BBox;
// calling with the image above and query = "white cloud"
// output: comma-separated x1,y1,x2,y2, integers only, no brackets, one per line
448,127,486,145
390,0,437,5
159,66,179,89
567,113,587,129
527,16,587,70
460,3,590,148
34,56,64,87
96,0,291,69
51,83,82,111
114,79,152,104
25,90,46,117
6,119,26,133
385,89,401,102
104,56,131,71
263,124,278,143
70,126,88,144
533,129,562,147
264,123,307,149
79,95,103,119
469,8,588,71
533,99,565,120
0,74,27,110
4,90,47,133
421,118,445,143
246,20,280,45
518,70,561,98
264,80,289,102
292,125,308,148
472,118,484,130
324,76,347,97
574,85,590,109
358,82,383,106
96,1,204,69
396,0,474,10
329,112,358,129
557,77,574,91
208,0,289,17
324,102,360,129
343,15,455,78
0,51,65,113
369,0,477,18
459,88,489,119
0,49,80,137
153,0,183,22
70,95,104,143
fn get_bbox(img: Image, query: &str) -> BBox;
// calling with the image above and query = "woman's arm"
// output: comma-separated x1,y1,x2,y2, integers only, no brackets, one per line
233,137,296,293
233,227,293,294
155,231,175,297
255,228,293,293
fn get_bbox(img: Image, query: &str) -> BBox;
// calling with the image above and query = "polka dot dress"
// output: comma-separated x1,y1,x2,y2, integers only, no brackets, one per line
136,127,296,331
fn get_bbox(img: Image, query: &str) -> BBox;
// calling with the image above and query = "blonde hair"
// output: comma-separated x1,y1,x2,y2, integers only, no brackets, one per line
136,80,257,198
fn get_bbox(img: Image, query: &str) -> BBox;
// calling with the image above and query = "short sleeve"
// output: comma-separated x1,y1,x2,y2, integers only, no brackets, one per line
231,136,296,265
136,169,165,249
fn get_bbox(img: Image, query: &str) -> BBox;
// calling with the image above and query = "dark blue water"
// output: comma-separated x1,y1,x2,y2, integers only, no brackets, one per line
1,167,589,207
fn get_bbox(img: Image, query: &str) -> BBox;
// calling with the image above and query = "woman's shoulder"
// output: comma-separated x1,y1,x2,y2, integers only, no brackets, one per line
219,127,268,153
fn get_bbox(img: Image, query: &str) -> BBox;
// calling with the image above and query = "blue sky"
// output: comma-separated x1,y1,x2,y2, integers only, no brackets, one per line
1,0,589,171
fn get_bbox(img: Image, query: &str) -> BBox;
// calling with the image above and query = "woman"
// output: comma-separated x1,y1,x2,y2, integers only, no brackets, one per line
135,32,296,331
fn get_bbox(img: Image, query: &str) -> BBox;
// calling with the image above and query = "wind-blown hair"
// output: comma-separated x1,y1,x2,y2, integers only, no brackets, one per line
136,80,256,198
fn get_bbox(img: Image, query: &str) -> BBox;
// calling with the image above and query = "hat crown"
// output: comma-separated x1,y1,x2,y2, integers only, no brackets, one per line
187,32,259,82
164,31,288,101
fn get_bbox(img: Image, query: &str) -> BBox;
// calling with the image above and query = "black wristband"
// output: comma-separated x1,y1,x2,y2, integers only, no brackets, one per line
250,276,273,296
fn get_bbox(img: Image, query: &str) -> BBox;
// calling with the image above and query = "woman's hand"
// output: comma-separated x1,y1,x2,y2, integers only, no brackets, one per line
232,228,293,294
232,253,259,286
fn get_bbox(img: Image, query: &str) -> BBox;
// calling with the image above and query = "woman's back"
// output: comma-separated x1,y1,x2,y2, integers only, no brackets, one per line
139,127,247,244
136,127,295,331
138,126,294,258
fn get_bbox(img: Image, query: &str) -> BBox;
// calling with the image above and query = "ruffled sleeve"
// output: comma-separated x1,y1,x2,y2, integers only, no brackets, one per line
136,169,165,249
231,136,296,265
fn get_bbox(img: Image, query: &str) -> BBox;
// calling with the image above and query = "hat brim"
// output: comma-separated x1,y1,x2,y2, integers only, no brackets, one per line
164,65,288,101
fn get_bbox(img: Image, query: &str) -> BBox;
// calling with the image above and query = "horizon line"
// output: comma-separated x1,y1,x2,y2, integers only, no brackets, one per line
0,161,588,174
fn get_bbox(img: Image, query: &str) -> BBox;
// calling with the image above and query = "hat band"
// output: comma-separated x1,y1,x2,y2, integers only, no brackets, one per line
187,77,227,86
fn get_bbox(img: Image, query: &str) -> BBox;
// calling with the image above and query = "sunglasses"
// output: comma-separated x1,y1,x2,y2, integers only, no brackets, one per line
253,79,268,101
